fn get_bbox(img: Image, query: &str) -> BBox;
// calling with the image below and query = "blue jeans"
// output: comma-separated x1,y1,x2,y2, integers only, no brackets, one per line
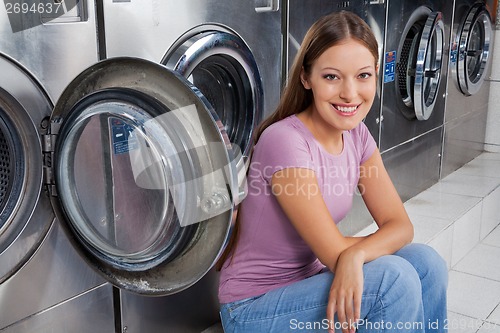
219,243,448,333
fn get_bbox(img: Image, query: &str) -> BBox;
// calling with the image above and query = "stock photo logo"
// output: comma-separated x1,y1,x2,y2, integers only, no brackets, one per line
3,0,79,32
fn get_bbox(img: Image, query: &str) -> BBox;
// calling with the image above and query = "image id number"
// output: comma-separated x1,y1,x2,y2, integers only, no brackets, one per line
5,2,64,14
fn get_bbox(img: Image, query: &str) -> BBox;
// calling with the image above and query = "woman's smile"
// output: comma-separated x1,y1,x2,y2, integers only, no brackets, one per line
332,103,360,116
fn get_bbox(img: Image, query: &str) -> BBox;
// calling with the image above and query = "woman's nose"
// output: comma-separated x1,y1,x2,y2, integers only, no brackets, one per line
339,79,356,101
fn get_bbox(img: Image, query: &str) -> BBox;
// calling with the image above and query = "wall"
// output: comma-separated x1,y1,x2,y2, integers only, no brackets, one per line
485,3,500,152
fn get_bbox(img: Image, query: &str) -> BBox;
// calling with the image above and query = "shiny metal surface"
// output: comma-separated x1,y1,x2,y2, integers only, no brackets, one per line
458,4,493,96
286,0,387,146
50,57,236,295
102,0,281,120
1,283,114,333
0,0,98,102
380,0,453,152
380,0,453,199
414,12,445,121
0,55,52,284
164,28,262,159
101,0,282,330
0,221,109,329
442,0,495,178
99,0,282,332
382,128,443,202
119,269,222,333
0,1,112,331
443,109,488,176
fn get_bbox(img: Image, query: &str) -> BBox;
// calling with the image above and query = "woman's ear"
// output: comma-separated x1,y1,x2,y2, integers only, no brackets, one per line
300,67,311,89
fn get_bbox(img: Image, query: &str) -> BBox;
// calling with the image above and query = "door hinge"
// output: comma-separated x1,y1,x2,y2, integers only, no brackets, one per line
41,118,63,196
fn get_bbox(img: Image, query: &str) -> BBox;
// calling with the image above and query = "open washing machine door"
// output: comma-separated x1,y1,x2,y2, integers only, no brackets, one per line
46,57,241,295
457,3,492,96
396,8,445,121
0,55,54,284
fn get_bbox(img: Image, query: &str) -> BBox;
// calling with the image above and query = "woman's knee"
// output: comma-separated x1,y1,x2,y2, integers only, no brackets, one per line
365,255,422,299
396,243,448,289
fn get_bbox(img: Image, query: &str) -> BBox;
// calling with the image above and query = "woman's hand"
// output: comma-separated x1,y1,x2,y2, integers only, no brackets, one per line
327,248,365,333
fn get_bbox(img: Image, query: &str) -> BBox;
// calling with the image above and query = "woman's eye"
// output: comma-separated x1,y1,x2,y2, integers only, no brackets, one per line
359,73,373,79
323,74,338,80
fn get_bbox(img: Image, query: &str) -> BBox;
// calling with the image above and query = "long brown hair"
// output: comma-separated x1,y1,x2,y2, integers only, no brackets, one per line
256,10,379,143
216,10,379,270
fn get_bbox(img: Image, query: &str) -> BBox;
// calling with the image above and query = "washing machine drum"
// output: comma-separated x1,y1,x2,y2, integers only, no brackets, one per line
396,8,445,121
47,57,241,295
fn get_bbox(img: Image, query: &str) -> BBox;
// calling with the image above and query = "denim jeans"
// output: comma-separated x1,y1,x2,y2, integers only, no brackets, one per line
219,243,448,333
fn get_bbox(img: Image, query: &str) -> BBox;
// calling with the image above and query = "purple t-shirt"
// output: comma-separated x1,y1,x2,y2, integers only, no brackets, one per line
218,115,377,304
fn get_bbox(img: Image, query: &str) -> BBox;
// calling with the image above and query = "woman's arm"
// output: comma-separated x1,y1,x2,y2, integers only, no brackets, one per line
347,147,414,262
326,148,413,332
271,148,412,270
271,167,365,271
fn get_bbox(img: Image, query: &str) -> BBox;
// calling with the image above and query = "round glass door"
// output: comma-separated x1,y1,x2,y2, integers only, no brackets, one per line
51,58,237,295
414,11,444,121
457,4,492,96
54,89,196,271
396,8,444,121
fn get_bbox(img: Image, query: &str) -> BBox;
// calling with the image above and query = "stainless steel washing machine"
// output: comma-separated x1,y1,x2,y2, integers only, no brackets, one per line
2,56,248,333
0,1,115,331
380,0,453,201
442,0,495,178
96,1,282,332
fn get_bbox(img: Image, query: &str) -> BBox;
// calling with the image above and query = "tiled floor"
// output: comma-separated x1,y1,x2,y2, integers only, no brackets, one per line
358,152,500,333
447,226,500,333
407,153,500,333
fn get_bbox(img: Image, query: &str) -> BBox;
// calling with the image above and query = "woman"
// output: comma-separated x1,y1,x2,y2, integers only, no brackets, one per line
217,11,448,333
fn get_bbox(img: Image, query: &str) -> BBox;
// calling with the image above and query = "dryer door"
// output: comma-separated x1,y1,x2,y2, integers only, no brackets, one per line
49,57,239,295
163,27,263,162
0,55,53,283
414,11,445,121
457,4,492,96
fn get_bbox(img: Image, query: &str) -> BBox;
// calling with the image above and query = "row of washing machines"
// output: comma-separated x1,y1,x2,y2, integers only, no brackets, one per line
285,0,496,236
0,0,496,332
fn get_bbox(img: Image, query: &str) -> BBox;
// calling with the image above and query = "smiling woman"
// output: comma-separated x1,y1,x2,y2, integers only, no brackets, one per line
297,38,377,153
217,11,448,333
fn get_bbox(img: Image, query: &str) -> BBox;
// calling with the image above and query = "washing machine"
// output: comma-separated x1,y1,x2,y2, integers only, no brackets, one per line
285,0,387,235
94,1,282,332
379,0,453,201
441,0,495,178
0,1,116,331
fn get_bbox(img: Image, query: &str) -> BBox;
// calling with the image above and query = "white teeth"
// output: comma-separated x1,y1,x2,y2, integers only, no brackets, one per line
335,105,357,113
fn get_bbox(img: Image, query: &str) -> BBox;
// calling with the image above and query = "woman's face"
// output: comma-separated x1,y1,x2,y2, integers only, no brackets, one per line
301,38,377,133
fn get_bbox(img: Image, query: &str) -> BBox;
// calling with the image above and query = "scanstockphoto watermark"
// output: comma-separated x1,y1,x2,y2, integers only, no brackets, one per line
3,0,79,33
247,161,378,198
289,318,426,331
249,161,378,181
